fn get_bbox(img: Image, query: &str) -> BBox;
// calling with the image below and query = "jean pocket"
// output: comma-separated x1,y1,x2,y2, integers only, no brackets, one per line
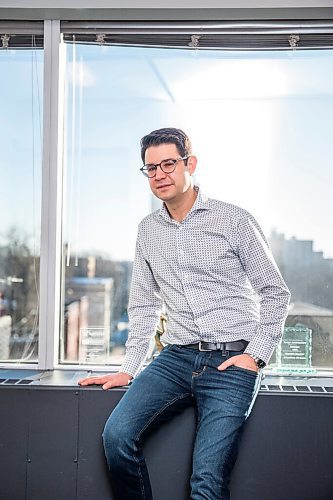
229,365,258,377
215,365,259,413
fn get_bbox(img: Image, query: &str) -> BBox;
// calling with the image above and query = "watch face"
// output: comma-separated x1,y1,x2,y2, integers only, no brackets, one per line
256,358,266,369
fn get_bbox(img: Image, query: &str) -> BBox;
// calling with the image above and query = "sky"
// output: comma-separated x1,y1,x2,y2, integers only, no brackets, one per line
1,44,333,262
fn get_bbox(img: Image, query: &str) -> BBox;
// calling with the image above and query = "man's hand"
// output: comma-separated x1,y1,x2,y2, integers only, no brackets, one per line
217,353,258,373
78,372,133,390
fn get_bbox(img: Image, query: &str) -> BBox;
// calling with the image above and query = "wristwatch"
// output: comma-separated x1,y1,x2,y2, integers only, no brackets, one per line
247,354,266,369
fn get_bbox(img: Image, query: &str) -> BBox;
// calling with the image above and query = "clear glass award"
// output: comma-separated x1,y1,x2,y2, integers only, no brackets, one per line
79,327,109,364
273,326,316,374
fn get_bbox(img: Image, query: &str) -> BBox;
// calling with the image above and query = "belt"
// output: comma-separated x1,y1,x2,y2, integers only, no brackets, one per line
181,340,248,352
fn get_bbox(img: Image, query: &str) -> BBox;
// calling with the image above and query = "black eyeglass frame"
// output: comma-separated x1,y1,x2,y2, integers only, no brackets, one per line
140,155,189,178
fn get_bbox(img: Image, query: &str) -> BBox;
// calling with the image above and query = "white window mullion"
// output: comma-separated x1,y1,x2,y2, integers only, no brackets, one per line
38,20,63,370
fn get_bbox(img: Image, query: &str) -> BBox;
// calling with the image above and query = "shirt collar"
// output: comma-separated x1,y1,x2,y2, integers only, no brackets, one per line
158,185,211,222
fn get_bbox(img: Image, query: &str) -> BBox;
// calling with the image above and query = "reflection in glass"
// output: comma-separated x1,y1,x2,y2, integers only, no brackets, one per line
0,40,43,362
60,40,333,370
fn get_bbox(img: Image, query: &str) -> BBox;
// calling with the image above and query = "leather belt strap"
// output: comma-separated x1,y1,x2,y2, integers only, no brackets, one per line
181,340,249,352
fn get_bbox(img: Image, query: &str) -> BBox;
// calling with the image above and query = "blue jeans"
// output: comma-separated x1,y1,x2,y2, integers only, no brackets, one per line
103,345,261,500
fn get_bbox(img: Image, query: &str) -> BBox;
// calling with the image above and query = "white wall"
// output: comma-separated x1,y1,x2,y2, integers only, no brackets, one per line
0,0,332,7
0,0,333,21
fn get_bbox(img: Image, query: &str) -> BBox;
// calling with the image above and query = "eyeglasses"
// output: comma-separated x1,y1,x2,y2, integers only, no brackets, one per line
140,156,189,178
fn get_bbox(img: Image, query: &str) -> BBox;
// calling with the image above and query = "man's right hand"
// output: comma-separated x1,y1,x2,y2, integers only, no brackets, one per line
78,372,133,390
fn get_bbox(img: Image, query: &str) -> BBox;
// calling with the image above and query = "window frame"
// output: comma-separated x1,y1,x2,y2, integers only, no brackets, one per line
0,20,45,368
1,19,333,375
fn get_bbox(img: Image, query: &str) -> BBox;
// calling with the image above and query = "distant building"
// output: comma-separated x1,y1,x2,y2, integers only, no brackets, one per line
269,230,315,269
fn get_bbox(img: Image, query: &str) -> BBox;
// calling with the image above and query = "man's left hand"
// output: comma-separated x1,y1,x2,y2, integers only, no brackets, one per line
217,353,258,372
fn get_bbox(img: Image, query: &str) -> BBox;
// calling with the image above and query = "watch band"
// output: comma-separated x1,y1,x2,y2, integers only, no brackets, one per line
247,354,266,369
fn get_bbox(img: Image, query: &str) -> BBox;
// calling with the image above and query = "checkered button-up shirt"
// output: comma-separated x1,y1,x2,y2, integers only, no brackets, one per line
121,187,290,377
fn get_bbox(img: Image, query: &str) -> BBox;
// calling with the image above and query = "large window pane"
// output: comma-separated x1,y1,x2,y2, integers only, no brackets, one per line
0,39,43,363
60,41,333,371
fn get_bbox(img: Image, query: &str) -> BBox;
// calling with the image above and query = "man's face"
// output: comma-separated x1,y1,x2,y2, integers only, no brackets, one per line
144,143,196,203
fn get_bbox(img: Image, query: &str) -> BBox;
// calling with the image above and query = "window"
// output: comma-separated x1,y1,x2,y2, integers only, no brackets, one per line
59,41,154,365
1,20,332,374
58,28,333,372
0,30,43,363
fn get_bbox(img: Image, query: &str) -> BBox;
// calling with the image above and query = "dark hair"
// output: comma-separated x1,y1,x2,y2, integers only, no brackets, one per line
140,127,192,163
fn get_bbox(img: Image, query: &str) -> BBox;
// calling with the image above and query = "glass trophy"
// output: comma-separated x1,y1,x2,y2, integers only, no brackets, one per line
273,326,316,374
79,327,109,364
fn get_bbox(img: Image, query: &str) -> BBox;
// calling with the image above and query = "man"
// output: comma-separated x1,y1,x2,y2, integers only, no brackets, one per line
79,127,290,499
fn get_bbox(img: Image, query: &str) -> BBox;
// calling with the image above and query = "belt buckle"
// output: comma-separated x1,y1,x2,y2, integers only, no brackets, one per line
199,341,211,352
